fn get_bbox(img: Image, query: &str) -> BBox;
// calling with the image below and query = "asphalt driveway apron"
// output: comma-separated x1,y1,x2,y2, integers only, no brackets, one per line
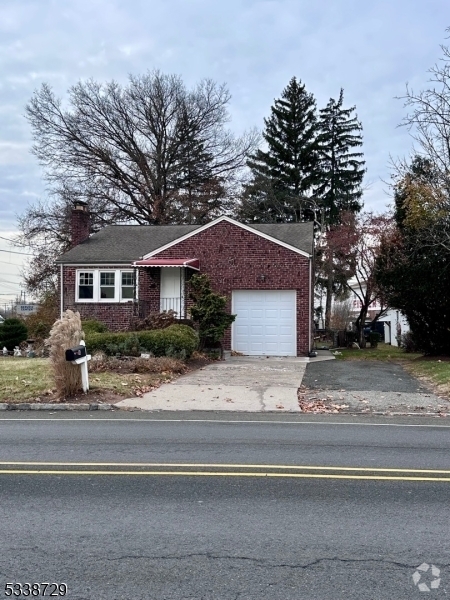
302,360,448,414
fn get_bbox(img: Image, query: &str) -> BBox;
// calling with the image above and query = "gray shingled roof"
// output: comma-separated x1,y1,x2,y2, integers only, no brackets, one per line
56,220,313,264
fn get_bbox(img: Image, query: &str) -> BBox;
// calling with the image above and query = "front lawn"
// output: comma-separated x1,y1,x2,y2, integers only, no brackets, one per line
0,356,184,403
334,342,450,397
334,343,422,361
0,358,53,401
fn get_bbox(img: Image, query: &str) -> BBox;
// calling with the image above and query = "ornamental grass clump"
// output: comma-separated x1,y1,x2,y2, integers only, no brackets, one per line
48,310,84,398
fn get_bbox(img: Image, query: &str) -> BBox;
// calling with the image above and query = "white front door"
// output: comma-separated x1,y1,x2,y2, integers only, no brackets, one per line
232,290,297,356
160,267,183,316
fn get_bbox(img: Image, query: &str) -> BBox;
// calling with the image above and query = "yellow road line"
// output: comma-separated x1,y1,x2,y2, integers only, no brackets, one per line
1,469,450,481
1,462,450,475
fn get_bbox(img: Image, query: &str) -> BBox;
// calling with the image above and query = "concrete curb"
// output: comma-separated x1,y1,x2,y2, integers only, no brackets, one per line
0,403,113,411
0,403,445,417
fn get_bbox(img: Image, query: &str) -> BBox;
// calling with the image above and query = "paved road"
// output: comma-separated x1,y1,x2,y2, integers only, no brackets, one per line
1,413,450,599
302,360,447,413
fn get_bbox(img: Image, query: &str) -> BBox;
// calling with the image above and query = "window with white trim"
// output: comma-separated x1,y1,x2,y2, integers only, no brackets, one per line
76,269,136,303
121,271,134,300
78,272,94,299
100,272,115,299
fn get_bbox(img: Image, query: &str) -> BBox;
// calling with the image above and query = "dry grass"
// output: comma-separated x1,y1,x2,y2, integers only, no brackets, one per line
48,310,84,396
0,358,53,401
403,359,450,398
0,355,186,402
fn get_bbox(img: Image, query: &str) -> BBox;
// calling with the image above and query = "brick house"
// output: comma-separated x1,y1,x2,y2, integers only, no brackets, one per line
56,202,314,356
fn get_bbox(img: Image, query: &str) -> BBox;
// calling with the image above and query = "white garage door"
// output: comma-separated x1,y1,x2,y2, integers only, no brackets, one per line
232,290,297,356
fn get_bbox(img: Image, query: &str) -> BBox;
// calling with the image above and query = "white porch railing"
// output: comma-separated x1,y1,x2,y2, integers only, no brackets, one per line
160,297,181,316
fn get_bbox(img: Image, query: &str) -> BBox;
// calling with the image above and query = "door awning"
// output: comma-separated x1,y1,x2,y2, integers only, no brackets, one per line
132,258,200,270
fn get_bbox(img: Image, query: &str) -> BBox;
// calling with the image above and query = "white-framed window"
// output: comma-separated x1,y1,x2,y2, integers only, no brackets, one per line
121,271,135,300
76,269,136,303
100,271,115,300
78,271,94,300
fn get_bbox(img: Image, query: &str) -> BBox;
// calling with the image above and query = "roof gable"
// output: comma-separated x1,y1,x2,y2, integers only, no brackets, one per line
143,216,313,259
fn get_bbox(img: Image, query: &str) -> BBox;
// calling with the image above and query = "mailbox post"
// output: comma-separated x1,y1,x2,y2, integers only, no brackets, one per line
65,340,91,393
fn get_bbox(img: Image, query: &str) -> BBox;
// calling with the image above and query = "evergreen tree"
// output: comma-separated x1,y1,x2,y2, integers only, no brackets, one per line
316,89,365,327
239,77,320,222
316,89,365,225
171,128,228,224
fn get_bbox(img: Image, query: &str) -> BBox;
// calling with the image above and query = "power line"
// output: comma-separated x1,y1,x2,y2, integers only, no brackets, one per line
0,248,33,256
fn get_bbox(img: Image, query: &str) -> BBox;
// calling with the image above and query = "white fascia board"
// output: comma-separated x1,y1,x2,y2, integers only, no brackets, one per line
142,216,312,259
59,263,132,267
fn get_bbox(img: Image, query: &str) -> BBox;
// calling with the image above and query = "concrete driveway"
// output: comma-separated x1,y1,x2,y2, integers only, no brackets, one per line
117,355,310,412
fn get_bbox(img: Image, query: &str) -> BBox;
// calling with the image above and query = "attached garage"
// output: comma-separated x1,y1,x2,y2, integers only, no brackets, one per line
232,290,297,356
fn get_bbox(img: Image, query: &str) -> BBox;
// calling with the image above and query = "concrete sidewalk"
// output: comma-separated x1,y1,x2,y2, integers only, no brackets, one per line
117,353,332,412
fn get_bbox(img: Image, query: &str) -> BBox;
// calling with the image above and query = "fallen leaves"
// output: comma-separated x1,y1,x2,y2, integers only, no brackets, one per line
298,387,350,413
298,399,342,413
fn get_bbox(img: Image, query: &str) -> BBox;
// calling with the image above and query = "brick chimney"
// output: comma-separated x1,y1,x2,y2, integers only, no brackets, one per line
70,201,90,248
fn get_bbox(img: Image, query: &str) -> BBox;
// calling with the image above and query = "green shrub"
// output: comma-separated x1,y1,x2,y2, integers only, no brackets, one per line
81,319,109,334
189,273,235,349
400,331,418,353
369,331,381,348
0,318,28,350
85,324,198,358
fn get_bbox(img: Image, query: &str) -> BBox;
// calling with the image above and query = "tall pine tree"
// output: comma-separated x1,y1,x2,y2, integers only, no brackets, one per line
316,89,365,327
239,77,320,222
316,89,365,225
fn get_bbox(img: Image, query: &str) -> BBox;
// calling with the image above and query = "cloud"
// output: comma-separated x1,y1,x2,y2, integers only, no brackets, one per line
0,0,448,256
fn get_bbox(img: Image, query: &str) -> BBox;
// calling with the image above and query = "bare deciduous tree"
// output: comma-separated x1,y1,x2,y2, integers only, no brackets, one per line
26,72,258,225
20,71,259,295
398,30,450,190
343,213,394,347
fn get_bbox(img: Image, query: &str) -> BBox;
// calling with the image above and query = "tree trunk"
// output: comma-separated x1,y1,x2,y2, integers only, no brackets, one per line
355,305,368,348
324,251,334,329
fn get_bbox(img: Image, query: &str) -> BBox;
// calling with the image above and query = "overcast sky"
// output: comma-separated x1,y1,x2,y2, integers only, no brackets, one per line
0,0,448,302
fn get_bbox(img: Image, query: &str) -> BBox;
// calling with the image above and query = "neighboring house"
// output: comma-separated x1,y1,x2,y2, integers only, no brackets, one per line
56,202,315,356
378,309,410,347
331,279,410,346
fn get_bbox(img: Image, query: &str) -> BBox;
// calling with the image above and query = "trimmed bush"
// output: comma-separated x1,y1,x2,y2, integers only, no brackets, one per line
0,318,28,350
85,324,198,359
81,319,109,334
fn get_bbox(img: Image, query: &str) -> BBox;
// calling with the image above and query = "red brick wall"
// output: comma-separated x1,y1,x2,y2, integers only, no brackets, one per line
70,208,90,248
62,266,135,331
152,221,312,355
